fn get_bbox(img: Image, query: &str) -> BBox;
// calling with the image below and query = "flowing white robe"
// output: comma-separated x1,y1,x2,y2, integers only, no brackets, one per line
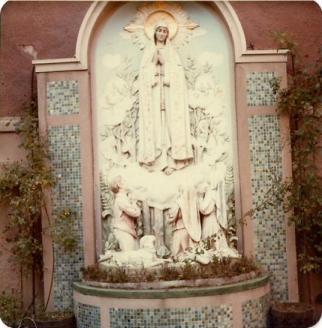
138,41,193,169
168,186,201,255
199,186,230,252
199,188,222,239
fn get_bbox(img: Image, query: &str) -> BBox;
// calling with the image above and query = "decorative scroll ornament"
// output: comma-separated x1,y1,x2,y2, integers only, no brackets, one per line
123,2,203,49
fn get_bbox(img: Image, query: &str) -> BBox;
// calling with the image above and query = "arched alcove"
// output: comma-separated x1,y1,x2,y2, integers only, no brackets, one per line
89,2,241,261
33,0,298,314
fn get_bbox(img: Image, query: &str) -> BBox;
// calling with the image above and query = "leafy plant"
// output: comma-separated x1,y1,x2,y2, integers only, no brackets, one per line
0,101,78,321
82,256,261,283
271,33,322,273
180,261,200,280
0,101,54,272
0,291,20,327
159,263,180,281
50,209,78,252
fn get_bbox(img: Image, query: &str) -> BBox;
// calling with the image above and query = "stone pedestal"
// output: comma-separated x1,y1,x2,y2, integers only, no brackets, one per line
74,274,270,328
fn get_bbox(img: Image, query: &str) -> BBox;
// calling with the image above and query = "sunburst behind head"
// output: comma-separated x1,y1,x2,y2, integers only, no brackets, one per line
145,11,178,40
123,2,201,49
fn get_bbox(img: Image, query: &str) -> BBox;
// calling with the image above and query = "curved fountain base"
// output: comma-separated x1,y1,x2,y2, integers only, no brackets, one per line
73,274,271,328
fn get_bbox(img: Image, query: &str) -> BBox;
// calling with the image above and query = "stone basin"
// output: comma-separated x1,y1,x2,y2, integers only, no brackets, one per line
73,273,271,328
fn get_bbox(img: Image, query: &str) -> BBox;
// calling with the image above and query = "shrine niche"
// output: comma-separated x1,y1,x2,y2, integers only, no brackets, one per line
31,1,298,322
93,2,238,265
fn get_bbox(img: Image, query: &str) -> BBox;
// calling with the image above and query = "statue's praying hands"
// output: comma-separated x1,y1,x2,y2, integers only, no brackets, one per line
154,49,165,65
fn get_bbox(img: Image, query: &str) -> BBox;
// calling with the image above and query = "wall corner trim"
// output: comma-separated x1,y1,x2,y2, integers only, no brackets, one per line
0,116,21,132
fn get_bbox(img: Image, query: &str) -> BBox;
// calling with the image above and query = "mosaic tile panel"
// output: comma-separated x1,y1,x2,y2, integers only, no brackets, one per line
47,80,80,115
248,115,288,301
48,125,84,310
75,303,101,328
242,294,271,328
109,305,233,328
246,72,277,106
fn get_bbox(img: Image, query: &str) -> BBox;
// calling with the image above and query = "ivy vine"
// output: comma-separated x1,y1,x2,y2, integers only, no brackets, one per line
0,101,54,271
272,32,322,273
0,101,78,318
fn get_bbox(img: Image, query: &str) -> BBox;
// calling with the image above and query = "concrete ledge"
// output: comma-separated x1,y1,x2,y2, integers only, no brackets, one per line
74,273,269,299
81,271,260,290
0,117,21,132
74,273,271,328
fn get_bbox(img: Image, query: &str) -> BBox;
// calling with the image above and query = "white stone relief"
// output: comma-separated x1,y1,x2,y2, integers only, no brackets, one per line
121,2,205,50
99,235,170,268
97,3,238,267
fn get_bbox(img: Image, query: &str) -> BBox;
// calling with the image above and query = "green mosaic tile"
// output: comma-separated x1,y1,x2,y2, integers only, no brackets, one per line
75,303,101,328
242,294,271,328
48,125,84,310
248,115,288,301
246,72,277,107
47,80,80,115
109,305,233,328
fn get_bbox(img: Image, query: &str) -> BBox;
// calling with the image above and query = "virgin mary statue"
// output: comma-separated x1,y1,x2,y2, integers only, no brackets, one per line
138,21,193,174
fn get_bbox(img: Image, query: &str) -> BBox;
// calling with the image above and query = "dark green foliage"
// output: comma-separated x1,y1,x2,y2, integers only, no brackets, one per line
159,263,181,281
0,101,78,268
0,292,20,327
0,102,79,320
180,261,201,280
272,33,322,273
51,209,78,252
0,101,55,271
82,256,261,283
